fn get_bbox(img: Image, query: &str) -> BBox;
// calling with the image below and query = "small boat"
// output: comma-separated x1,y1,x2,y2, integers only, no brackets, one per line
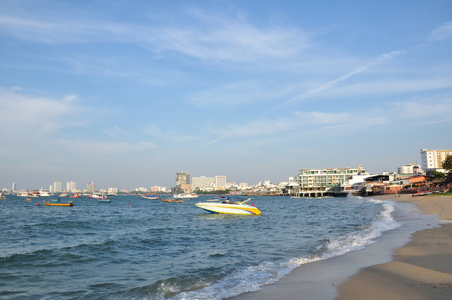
141,193,159,200
88,193,107,200
26,198,33,201
98,199,111,203
195,198,261,215
162,199,184,203
43,201,74,207
59,193,68,197
173,192,199,199
412,191,433,197
70,193,81,198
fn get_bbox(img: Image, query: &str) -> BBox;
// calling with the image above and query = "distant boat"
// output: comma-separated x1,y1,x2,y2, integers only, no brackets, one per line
70,193,81,198
162,198,184,203
141,193,159,200
38,189,53,197
88,193,107,200
17,191,30,197
43,201,74,207
59,193,68,197
98,199,111,203
173,192,199,199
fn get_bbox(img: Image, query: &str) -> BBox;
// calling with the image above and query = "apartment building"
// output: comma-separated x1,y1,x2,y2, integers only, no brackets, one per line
420,149,452,170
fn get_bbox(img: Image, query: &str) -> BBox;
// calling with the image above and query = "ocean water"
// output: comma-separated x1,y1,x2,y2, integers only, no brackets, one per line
0,195,410,299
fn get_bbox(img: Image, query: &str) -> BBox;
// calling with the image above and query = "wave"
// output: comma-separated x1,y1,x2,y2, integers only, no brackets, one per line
167,199,399,300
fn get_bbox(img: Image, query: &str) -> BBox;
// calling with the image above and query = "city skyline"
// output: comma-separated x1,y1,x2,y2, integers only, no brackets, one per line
1,1,452,190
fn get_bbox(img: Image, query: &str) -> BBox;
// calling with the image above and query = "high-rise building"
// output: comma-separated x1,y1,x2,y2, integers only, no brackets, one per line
420,149,452,170
86,182,95,193
215,175,227,189
11,182,16,192
192,176,215,190
176,172,190,187
66,181,76,192
54,181,63,193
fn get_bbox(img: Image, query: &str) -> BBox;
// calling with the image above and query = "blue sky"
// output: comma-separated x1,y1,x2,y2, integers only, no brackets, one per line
1,0,452,190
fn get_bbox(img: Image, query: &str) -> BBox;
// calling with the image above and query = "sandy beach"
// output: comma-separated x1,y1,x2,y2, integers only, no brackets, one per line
233,193,452,300
336,193,452,300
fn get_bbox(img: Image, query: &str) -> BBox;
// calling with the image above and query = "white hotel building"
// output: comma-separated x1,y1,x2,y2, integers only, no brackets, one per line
297,164,369,190
420,149,452,171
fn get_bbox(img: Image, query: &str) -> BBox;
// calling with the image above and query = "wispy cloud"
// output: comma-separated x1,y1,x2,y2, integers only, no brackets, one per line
428,21,452,42
0,8,308,63
286,50,405,104
0,89,87,135
143,124,195,143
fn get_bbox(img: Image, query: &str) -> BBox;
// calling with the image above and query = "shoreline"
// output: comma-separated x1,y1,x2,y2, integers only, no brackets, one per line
336,194,452,299
232,194,452,300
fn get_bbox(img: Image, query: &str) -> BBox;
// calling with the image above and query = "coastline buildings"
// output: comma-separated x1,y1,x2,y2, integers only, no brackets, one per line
86,182,95,193
398,164,424,175
420,149,452,171
191,175,228,191
297,164,369,191
192,176,215,190
53,181,63,193
66,181,76,193
176,172,190,186
215,176,227,191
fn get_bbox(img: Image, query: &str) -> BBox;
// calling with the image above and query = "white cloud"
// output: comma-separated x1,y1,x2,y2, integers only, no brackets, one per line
0,7,308,62
428,21,452,42
0,89,87,135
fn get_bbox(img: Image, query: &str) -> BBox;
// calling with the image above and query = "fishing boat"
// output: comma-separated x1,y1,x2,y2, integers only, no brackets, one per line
141,193,159,200
162,198,184,203
70,193,81,198
195,198,261,215
43,201,74,207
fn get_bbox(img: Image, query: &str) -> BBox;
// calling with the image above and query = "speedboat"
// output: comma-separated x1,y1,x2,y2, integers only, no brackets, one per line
195,198,261,215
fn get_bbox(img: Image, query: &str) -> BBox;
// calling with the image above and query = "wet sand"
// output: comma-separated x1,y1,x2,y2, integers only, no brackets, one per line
232,193,452,300
336,193,452,300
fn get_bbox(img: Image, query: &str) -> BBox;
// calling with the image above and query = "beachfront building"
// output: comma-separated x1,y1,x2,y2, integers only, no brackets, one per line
420,149,452,171
398,164,424,175
297,164,369,191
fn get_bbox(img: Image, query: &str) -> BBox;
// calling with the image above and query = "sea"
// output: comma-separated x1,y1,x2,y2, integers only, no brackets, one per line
0,195,440,299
